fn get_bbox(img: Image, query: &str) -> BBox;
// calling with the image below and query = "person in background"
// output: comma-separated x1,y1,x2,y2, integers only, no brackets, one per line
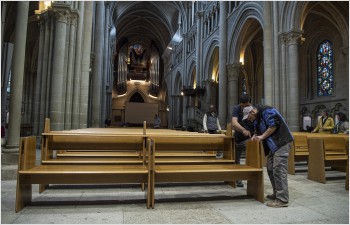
311,109,334,133
154,114,161,129
104,117,112,128
233,105,255,187
332,112,349,134
231,94,252,186
248,104,294,208
203,105,222,158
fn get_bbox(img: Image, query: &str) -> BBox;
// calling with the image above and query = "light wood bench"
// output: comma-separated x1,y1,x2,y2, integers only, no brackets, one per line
147,139,264,208
308,136,348,187
16,136,152,212
288,134,309,175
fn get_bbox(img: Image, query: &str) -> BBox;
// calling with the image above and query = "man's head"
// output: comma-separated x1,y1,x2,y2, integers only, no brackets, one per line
321,109,329,118
239,94,251,107
242,106,254,121
209,105,215,112
247,106,259,121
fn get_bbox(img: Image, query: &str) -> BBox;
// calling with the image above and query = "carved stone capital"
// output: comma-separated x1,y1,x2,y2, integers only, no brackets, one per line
285,30,303,45
52,9,68,24
227,63,242,81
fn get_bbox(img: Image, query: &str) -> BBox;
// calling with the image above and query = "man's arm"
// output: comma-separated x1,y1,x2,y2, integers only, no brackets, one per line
203,114,208,131
232,117,250,137
252,127,276,141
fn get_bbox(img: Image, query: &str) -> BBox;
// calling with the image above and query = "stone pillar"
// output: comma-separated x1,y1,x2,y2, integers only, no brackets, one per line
64,13,77,130
218,1,228,126
263,1,273,106
72,1,84,129
5,2,29,150
102,2,110,122
286,31,302,131
195,11,203,83
33,19,45,135
91,2,105,127
280,34,287,119
50,9,68,131
227,63,241,115
182,96,188,128
272,2,280,110
79,2,93,128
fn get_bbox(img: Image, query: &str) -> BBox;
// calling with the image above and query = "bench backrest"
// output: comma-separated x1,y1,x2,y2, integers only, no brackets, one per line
44,134,145,151
148,135,230,151
323,137,347,155
293,135,308,152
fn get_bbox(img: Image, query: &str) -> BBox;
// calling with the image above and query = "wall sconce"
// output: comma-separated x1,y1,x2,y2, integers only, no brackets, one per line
166,106,170,112
181,91,184,96
301,36,306,45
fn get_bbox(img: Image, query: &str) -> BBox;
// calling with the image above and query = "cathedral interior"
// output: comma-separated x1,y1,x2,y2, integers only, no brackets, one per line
1,1,349,146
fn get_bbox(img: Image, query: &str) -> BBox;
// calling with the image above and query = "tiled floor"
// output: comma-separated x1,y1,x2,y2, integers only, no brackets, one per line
2,162,349,224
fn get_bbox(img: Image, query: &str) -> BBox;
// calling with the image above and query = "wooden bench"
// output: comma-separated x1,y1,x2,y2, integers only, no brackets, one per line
147,139,264,208
16,136,152,212
288,134,309,175
308,136,349,187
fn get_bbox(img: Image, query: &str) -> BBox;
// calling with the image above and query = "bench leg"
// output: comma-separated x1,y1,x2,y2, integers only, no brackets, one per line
247,173,264,203
288,150,295,175
16,176,32,212
308,139,326,183
141,183,145,191
225,181,236,188
39,184,49,193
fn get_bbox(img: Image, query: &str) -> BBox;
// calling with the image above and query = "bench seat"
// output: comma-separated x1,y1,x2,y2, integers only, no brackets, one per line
57,152,140,157
42,158,144,165
154,164,262,182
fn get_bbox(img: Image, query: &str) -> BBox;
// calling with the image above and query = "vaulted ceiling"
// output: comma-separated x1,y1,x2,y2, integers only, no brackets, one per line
110,1,184,54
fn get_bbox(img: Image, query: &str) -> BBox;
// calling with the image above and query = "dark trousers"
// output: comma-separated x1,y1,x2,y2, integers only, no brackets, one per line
235,140,247,165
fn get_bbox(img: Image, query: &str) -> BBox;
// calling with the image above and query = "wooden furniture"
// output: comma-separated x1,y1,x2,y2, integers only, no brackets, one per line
147,139,264,208
308,137,348,186
288,134,309,175
15,136,152,212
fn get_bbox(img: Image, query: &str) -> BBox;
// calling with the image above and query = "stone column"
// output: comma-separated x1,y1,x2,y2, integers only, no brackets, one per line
39,15,53,134
218,1,228,126
72,1,84,129
102,2,110,122
280,33,287,119
50,9,68,131
263,1,273,106
286,31,302,131
5,2,29,150
227,63,241,115
91,2,105,127
182,95,188,128
64,13,77,130
79,2,93,128
33,19,45,135
272,2,280,110
195,11,203,83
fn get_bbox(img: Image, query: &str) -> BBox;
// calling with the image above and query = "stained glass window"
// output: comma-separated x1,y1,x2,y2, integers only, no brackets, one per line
317,40,334,96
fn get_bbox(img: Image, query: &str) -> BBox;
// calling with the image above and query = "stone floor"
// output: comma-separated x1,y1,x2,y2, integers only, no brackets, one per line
1,162,349,224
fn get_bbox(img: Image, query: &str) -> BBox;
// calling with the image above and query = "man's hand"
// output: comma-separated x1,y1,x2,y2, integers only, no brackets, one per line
242,129,251,137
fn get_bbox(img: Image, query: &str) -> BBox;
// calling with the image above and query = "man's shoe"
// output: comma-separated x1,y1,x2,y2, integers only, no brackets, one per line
265,193,276,200
266,199,288,208
236,181,244,187
215,153,223,159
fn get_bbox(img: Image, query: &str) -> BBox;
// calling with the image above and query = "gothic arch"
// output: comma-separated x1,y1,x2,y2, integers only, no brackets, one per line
126,90,147,103
228,2,263,64
186,60,196,87
174,72,182,95
203,40,219,82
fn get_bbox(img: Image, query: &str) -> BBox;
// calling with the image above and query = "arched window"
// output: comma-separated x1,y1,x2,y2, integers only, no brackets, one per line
317,40,334,96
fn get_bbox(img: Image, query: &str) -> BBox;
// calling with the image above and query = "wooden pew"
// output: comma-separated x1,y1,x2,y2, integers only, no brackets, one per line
147,139,264,208
16,136,152,212
288,134,309,175
308,136,348,185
